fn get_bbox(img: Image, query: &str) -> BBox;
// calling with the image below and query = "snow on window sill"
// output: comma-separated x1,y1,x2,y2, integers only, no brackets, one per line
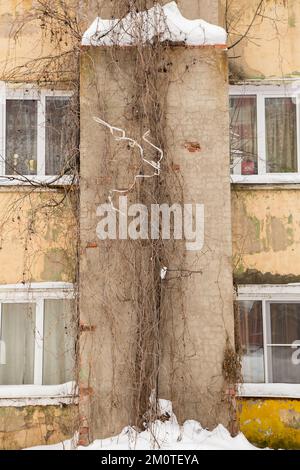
231,174,300,185
238,383,300,399
0,175,76,187
0,381,78,407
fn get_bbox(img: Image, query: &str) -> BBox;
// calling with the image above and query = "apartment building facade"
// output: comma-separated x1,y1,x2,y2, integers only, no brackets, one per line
228,0,300,449
0,0,299,450
0,0,78,449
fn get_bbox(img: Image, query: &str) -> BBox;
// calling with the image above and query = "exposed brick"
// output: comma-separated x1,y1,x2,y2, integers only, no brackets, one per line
86,241,98,248
184,141,201,153
80,323,96,332
79,387,94,397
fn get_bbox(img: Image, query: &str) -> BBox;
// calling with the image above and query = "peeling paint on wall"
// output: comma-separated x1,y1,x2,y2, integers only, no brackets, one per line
232,188,300,281
239,398,300,449
0,405,78,450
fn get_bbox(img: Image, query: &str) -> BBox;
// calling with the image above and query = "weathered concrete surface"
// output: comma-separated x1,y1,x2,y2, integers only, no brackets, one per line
80,43,234,440
232,187,300,284
0,405,77,450
239,398,300,449
80,47,147,441
159,47,234,430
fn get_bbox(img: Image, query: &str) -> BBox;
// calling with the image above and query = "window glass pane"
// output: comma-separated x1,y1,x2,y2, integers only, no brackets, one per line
265,97,297,173
269,346,300,383
0,303,35,385
270,303,300,344
5,100,37,175
45,97,74,175
230,96,257,175
238,300,264,382
43,299,75,385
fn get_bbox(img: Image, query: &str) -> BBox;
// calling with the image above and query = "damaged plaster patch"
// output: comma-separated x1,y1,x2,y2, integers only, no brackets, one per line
280,409,300,430
184,142,201,153
234,199,295,256
267,216,293,252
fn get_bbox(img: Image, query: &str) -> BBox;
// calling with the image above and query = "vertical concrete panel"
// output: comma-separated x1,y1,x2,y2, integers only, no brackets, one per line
79,48,143,440
159,47,234,429
80,43,233,439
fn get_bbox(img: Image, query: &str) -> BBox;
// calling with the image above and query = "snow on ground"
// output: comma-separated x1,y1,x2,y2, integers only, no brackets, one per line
82,1,227,47
27,399,258,450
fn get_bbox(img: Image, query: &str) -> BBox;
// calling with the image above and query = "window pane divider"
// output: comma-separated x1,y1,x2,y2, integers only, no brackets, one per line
0,303,3,367
257,94,266,175
34,298,44,385
297,95,300,172
262,299,269,383
0,82,6,176
37,92,45,176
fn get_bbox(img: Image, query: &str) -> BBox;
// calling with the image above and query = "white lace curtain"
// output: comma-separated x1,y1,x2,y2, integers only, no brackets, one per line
0,300,75,385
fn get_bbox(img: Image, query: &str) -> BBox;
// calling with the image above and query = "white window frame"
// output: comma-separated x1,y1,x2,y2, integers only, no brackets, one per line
0,282,77,406
0,82,74,186
230,83,300,184
237,284,300,398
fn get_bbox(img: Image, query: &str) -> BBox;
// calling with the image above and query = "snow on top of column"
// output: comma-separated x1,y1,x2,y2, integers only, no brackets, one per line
81,1,227,47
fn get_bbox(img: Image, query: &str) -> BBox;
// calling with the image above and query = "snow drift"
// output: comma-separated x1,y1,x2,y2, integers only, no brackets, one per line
26,399,258,450
81,1,227,47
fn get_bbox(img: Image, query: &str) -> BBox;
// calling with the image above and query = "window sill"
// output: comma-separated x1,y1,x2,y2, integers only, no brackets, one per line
238,383,300,399
231,174,300,185
0,381,78,407
0,175,76,187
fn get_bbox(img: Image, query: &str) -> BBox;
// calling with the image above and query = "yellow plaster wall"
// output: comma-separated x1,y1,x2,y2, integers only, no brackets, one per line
0,1,46,79
239,398,300,449
0,188,76,284
0,0,78,82
0,404,78,450
228,1,300,450
232,187,300,283
222,0,300,79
